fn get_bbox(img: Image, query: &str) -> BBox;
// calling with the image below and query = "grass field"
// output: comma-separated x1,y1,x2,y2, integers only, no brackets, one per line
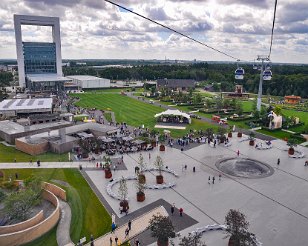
72,93,164,128
1,168,111,246
0,143,69,163
281,109,308,125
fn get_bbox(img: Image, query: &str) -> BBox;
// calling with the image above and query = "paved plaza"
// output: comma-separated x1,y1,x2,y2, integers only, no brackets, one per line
1,133,308,245
83,133,308,246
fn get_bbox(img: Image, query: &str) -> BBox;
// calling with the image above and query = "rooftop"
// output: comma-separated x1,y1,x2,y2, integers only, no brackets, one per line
0,120,72,135
0,98,52,111
26,74,72,83
66,75,103,81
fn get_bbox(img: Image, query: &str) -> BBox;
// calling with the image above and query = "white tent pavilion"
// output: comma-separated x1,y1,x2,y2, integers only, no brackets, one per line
154,109,191,124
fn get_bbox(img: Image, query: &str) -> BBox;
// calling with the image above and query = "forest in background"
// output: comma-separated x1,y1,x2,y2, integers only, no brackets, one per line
63,63,308,98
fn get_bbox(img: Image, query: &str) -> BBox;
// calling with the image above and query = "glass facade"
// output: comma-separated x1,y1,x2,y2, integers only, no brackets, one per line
23,42,57,74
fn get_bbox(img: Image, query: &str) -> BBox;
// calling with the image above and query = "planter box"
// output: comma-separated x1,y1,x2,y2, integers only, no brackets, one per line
105,169,112,179
288,148,295,155
249,140,255,146
228,132,232,138
156,175,164,184
137,192,145,202
237,132,242,138
159,145,165,151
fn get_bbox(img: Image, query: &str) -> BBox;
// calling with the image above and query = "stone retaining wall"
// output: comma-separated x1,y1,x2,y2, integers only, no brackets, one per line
0,210,44,235
0,189,60,246
43,181,67,201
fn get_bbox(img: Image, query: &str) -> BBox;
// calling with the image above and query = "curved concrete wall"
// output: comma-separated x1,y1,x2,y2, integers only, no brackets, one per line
0,210,44,235
43,181,67,201
0,189,60,246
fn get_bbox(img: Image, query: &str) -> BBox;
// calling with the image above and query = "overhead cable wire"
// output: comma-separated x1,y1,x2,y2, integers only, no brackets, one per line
104,0,241,61
268,0,278,59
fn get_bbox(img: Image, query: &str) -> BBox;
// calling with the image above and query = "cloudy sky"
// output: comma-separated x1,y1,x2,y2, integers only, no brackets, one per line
0,0,307,63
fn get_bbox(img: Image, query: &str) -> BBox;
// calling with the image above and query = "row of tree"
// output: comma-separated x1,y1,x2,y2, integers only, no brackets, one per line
63,63,308,97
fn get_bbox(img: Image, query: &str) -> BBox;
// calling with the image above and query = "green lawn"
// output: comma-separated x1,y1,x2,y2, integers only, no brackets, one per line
1,168,111,246
241,100,254,112
281,109,308,125
72,93,164,129
0,143,69,163
257,129,291,140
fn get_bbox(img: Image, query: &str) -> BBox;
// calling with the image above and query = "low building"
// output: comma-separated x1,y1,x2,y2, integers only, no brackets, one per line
156,79,195,91
0,120,73,144
284,95,301,104
0,98,53,117
16,122,118,155
65,75,110,90
222,85,250,99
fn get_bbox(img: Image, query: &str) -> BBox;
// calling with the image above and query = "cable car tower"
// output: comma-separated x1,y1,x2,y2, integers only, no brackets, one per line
256,55,272,111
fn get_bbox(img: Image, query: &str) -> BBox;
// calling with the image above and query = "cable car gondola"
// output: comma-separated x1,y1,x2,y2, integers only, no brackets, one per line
235,67,245,80
263,70,272,81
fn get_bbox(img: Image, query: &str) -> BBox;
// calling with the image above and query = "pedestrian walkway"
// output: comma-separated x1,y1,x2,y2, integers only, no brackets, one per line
57,200,73,246
85,206,168,246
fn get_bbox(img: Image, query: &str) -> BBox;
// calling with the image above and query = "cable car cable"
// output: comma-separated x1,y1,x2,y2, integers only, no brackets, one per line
268,0,278,59
104,0,242,61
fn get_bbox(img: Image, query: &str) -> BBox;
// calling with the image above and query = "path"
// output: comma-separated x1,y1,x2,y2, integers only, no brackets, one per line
84,206,168,246
57,200,73,246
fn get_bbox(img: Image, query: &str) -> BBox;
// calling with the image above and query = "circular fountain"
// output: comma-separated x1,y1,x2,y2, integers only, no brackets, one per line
216,158,274,179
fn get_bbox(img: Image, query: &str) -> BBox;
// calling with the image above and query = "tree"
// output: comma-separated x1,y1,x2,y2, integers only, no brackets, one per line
138,153,147,172
5,189,42,221
138,153,147,183
118,176,128,202
172,232,207,246
225,209,256,246
149,214,176,246
205,128,214,140
273,106,282,116
154,155,164,176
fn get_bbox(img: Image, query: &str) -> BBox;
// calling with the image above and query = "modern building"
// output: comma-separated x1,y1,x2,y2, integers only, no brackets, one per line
0,120,73,144
284,95,301,104
156,79,196,91
15,123,118,155
0,98,53,117
14,15,71,91
65,75,110,90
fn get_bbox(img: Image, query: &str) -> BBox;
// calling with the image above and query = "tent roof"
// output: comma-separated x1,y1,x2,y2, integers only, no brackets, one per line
154,109,191,119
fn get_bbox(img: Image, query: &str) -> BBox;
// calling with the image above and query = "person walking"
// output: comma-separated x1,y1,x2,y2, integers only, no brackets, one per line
149,153,151,159
304,160,308,166
125,227,130,237
115,236,118,245
237,150,240,156
179,207,183,217
212,176,215,184
219,174,222,181
277,158,280,166
90,235,94,246
128,220,132,231
193,166,196,172
135,238,140,246
208,176,211,184
171,204,175,215
109,237,113,246
111,222,116,233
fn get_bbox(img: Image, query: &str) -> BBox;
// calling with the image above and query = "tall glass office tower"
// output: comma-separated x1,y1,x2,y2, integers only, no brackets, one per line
14,15,69,91
23,42,57,74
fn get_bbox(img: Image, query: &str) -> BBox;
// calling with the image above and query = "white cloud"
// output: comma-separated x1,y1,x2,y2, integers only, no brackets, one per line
0,0,307,63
